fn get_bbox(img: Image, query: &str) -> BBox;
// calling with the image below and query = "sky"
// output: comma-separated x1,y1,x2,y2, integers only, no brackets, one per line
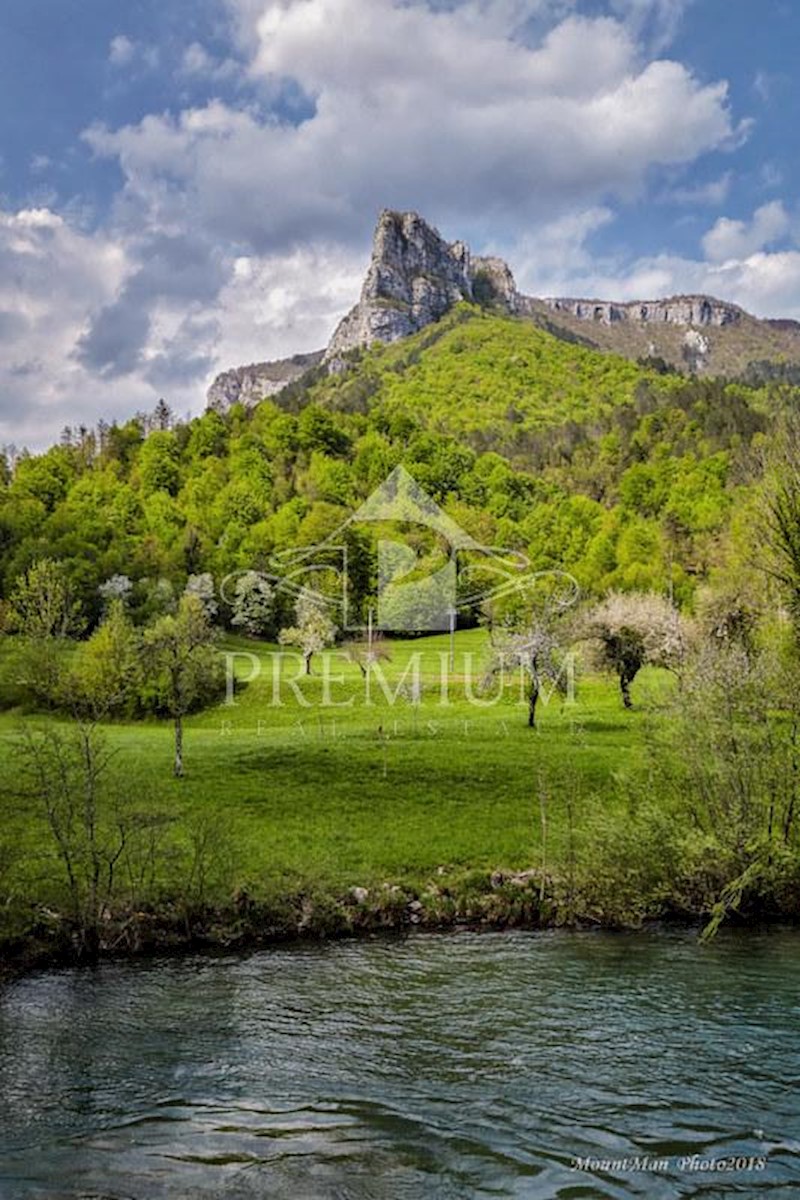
1,0,800,448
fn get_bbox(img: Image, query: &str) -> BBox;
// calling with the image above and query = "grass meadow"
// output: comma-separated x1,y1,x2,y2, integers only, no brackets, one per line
1,629,664,907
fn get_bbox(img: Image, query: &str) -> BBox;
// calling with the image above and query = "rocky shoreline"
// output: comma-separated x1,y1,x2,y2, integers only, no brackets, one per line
3,867,794,981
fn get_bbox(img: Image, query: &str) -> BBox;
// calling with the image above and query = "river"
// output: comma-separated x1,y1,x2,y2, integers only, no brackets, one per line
0,929,798,1198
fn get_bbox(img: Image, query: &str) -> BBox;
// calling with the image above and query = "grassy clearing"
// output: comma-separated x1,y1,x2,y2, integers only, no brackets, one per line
0,628,661,902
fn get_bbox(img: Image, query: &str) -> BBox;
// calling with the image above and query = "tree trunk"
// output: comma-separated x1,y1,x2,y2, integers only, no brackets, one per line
304,652,312,676
620,672,633,709
528,676,539,728
174,714,184,777
78,922,101,964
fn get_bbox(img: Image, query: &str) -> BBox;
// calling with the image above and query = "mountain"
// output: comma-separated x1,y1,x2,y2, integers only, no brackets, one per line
206,210,800,409
3,246,792,629
206,351,325,412
523,294,800,377
325,209,519,360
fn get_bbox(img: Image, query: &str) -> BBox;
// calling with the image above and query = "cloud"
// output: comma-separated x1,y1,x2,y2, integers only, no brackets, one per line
109,35,136,66
86,3,739,257
513,200,800,319
0,1,761,447
495,206,614,291
667,171,732,207
29,154,52,175
609,0,693,53
0,199,365,449
211,242,364,369
180,42,239,81
75,231,230,378
0,207,133,447
108,33,159,72
702,200,791,262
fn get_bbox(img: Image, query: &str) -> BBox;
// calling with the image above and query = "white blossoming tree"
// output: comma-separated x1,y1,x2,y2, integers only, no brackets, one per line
279,594,337,675
230,571,275,638
583,591,688,708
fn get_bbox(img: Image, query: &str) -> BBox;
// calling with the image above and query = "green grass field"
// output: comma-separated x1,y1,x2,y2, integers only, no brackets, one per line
0,629,664,902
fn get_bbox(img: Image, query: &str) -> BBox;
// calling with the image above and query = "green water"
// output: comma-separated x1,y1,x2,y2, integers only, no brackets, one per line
0,929,798,1198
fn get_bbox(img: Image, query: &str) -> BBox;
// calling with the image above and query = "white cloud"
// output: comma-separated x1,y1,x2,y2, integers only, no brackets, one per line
667,171,732,207
87,4,739,250
702,200,791,263
494,206,614,292
109,35,136,66
0,200,364,450
0,0,765,447
180,42,238,80
0,207,133,448
108,34,159,72
212,243,364,369
609,0,692,53
514,200,800,320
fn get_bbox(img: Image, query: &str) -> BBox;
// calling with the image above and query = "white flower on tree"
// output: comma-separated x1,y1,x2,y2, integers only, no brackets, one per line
184,572,218,621
230,571,275,638
279,593,337,675
98,574,133,609
583,590,688,708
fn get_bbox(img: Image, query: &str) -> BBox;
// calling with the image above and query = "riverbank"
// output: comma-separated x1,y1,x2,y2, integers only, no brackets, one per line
0,868,556,977
4,861,798,981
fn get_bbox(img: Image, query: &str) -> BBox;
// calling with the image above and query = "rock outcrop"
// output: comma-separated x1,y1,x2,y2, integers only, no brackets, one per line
325,210,520,362
541,295,742,328
471,255,520,313
206,350,324,412
207,208,800,409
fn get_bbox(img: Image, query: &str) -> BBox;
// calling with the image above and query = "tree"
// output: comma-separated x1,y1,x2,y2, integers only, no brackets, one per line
64,600,142,720
143,595,220,777
485,581,576,728
642,634,800,936
10,557,82,639
98,573,133,611
10,559,84,708
342,634,391,678
184,572,218,621
583,591,687,708
153,398,173,432
15,721,178,959
761,414,800,637
694,581,758,656
230,570,275,637
489,621,570,729
279,593,337,674
138,431,180,495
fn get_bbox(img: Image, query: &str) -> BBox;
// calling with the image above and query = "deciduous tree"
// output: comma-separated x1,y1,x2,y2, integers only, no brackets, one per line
143,595,220,777
279,594,337,675
583,591,687,708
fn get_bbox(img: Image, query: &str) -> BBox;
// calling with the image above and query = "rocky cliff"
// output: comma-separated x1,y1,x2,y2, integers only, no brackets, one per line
540,295,742,328
206,350,324,412
325,210,520,362
206,209,800,408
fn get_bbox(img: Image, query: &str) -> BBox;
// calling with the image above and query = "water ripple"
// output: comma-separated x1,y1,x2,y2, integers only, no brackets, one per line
0,929,798,1197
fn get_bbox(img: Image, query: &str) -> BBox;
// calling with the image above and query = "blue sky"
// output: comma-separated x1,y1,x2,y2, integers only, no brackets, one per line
1,0,799,447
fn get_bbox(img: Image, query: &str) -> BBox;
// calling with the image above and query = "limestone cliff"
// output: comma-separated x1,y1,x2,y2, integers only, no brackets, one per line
206,351,324,412
540,295,742,328
206,209,800,408
327,210,503,361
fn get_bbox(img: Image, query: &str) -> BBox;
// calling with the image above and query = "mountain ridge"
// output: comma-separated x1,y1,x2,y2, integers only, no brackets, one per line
207,209,800,409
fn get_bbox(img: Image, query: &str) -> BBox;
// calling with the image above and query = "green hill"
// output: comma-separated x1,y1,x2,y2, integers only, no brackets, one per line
0,303,789,626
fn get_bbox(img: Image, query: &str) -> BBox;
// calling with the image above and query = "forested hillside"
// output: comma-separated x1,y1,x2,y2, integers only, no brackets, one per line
0,304,790,627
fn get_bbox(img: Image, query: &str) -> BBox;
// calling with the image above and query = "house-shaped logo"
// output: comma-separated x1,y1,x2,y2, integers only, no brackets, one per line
226,466,572,634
